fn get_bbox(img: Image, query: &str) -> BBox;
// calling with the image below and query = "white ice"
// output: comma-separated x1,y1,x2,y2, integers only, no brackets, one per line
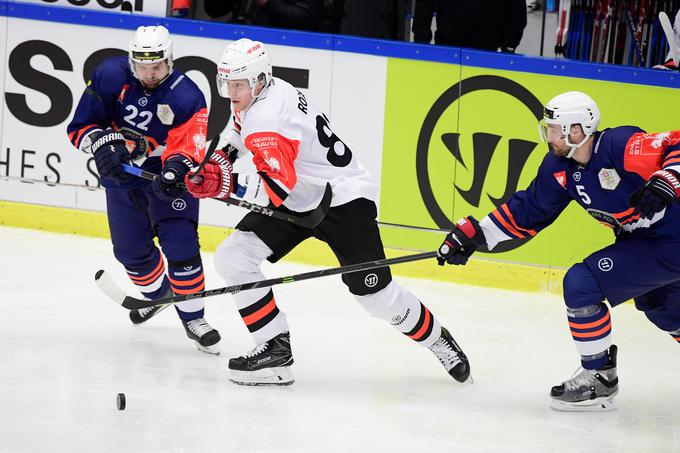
0,226,678,453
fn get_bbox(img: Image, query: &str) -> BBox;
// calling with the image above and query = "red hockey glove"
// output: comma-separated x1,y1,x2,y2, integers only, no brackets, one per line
436,216,485,266
629,169,680,219
185,149,234,200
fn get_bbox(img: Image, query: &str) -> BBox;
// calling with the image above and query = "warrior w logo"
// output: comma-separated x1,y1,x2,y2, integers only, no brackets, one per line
415,76,544,252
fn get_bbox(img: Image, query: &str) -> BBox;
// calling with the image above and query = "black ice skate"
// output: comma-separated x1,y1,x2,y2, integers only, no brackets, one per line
182,317,221,355
550,345,619,412
428,327,471,383
129,303,170,325
228,332,294,386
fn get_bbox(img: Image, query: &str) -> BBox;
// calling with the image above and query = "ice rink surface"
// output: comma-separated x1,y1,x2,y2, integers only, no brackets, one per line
0,226,678,453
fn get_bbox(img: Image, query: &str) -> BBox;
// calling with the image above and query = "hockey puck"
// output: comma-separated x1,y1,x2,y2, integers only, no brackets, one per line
116,393,126,410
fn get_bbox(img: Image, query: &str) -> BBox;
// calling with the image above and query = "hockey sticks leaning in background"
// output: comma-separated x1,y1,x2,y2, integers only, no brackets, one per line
95,251,437,310
121,164,333,229
659,11,679,67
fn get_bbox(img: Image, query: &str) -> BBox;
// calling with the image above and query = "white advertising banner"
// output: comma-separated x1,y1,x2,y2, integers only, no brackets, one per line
0,15,388,228
13,0,168,16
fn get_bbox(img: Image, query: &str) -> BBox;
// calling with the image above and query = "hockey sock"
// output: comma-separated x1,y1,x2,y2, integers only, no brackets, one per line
668,327,680,344
215,231,289,345
567,303,612,369
356,281,441,347
168,254,205,321
125,248,169,299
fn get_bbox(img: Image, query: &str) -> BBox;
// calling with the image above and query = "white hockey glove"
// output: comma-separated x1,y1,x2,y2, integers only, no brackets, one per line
232,173,270,206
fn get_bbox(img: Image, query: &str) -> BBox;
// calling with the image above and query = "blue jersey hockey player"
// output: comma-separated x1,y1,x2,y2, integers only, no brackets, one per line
67,25,221,354
436,91,680,411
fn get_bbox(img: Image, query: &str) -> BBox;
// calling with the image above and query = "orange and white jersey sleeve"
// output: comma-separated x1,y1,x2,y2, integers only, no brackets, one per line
623,130,680,179
239,77,377,212
161,107,209,164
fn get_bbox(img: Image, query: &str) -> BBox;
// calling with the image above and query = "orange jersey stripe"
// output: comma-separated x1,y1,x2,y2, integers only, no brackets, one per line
242,299,277,326
570,322,611,338
611,207,636,219
501,204,537,236
408,308,432,340
663,157,680,166
568,311,610,330
73,124,98,147
491,210,525,239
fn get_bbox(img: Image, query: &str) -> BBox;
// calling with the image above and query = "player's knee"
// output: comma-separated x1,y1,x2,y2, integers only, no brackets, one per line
156,218,199,261
342,266,392,296
563,263,604,309
215,231,271,282
354,280,400,318
112,241,157,267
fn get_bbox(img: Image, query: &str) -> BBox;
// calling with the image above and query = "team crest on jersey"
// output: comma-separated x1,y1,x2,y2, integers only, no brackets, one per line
157,104,175,125
573,171,582,182
192,132,206,151
553,171,567,189
598,168,620,190
265,155,281,172
138,97,148,107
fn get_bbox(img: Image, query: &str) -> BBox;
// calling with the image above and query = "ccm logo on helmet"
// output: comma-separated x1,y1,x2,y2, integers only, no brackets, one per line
247,43,262,54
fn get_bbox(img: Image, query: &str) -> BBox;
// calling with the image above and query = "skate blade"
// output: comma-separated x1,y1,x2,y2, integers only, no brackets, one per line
229,367,295,386
550,395,617,412
193,341,220,355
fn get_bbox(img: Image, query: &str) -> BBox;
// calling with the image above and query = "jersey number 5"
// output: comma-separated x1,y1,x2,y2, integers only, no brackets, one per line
316,114,352,167
576,185,592,205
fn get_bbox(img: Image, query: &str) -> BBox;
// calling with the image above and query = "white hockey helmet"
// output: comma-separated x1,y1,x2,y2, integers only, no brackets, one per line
216,38,272,98
129,25,173,79
539,91,600,158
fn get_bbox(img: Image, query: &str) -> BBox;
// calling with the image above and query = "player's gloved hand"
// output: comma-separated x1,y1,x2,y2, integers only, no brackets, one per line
153,155,194,201
185,149,234,200
90,129,130,180
436,216,485,266
628,169,680,219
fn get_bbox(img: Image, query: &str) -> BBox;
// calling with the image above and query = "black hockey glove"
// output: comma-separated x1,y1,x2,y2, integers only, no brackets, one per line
628,169,680,219
153,155,194,201
90,129,130,180
437,216,486,266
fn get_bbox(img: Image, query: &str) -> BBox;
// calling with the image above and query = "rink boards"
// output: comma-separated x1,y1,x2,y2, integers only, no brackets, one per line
1,1,680,292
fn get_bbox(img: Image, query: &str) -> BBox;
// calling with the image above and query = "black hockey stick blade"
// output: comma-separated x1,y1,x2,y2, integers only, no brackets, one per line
95,251,438,310
120,164,332,228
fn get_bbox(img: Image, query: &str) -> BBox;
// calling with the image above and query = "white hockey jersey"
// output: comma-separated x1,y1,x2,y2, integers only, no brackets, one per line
233,77,377,212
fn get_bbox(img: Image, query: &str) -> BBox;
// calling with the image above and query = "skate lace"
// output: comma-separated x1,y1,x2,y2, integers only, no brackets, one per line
429,337,461,369
138,306,155,317
563,367,595,392
244,342,269,358
186,318,213,336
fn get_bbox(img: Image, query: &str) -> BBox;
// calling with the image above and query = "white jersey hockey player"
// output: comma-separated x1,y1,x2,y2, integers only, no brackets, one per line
185,38,471,386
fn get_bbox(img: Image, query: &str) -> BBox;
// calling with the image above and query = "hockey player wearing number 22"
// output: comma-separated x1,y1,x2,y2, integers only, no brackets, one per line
437,91,680,411
183,38,471,386
66,26,221,354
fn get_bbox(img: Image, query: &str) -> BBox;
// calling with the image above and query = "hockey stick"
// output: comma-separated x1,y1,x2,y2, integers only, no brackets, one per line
121,164,332,228
621,0,646,65
659,11,679,66
95,251,438,310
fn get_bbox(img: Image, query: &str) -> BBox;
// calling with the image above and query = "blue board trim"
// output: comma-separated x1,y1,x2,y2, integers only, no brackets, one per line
2,1,680,88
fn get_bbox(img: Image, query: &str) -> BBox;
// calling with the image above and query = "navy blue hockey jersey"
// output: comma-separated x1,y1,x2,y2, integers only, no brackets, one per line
67,56,208,188
482,126,680,247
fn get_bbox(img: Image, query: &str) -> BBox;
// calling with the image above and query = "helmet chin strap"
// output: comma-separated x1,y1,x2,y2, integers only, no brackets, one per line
563,134,591,159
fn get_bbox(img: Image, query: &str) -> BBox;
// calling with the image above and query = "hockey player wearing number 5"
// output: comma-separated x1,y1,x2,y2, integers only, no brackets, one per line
183,38,471,386
437,91,680,411
66,26,221,354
